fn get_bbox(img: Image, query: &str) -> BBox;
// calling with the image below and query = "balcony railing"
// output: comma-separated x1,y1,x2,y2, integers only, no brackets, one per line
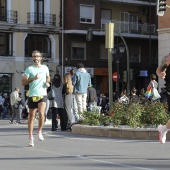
101,19,157,36
27,12,56,26
0,9,18,23
105,0,157,6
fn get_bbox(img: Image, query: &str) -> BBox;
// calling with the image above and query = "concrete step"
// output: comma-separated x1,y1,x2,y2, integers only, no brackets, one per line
71,124,168,140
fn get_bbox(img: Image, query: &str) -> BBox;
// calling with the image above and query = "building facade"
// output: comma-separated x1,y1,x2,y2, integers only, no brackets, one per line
62,0,158,95
0,0,60,97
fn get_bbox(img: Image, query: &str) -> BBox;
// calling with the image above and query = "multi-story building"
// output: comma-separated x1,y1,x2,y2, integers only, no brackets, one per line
62,0,158,95
0,0,60,97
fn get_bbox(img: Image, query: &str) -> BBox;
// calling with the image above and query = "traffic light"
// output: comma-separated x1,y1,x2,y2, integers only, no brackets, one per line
86,28,93,41
123,70,127,82
157,0,166,16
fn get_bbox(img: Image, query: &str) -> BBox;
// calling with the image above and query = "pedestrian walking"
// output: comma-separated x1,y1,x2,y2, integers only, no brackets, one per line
72,63,91,118
9,87,21,123
63,73,73,128
156,54,170,144
21,50,50,147
145,74,160,102
49,74,64,131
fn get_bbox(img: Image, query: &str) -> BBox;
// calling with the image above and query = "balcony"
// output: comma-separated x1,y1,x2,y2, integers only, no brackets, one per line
101,19,157,36
0,10,18,23
102,0,157,6
27,12,56,26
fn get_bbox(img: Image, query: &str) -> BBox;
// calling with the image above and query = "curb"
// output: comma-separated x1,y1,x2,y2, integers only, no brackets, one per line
72,124,170,140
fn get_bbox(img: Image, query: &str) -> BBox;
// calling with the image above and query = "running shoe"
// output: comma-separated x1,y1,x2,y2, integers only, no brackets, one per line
28,136,34,147
158,124,167,144
38,131,44,141
9,120,13,124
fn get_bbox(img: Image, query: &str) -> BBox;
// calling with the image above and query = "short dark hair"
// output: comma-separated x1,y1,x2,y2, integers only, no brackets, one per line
52,74,61,88
131,87,137,93
150,74,156,80
77,63,84,69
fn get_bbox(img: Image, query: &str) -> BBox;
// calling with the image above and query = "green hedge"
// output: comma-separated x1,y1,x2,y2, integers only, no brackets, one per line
80,101,169,128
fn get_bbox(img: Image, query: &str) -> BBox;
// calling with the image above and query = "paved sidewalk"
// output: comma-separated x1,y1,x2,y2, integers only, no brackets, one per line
3,118,165,140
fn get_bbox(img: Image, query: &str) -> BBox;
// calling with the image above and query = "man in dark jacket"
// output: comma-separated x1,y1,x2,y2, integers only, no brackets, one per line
97,93,108,113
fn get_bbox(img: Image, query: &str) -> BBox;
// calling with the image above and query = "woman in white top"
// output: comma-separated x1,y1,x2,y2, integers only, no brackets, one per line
119,89,129,104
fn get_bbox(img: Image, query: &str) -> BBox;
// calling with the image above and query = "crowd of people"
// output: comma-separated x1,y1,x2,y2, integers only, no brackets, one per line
0,52,94,147
0,89,26,122
1,50,170,147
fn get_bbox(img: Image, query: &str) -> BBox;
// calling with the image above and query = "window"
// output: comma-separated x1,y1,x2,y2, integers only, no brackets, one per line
101,9,112,29
80,5,95,24
71,42,86,60
0,0,6,21
0,32,13,56
25,34,51,57
121,12,138,33
34,0,44,24
129,45,141,63
100,44,107,59
0,74,12,93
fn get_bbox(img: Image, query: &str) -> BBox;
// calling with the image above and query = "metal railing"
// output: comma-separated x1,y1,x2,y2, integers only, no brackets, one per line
101,19,157,36
107,0,157,5
0,9,18,23
27,12,56,26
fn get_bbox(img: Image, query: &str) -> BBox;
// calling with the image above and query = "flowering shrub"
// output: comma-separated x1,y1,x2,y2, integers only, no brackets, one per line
80,111,100,126
141,101,169,126
80,101,170,128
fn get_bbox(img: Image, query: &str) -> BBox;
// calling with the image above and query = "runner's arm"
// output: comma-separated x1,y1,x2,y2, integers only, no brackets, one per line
21,74,39,86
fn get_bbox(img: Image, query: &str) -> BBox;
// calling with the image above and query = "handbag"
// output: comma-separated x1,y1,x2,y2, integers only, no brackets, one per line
151,82,161,101
47,83,55,100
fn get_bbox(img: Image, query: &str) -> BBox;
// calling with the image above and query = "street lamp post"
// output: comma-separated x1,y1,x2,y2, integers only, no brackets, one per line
112,40,125,95
86,25,129,108
114,31,130,94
